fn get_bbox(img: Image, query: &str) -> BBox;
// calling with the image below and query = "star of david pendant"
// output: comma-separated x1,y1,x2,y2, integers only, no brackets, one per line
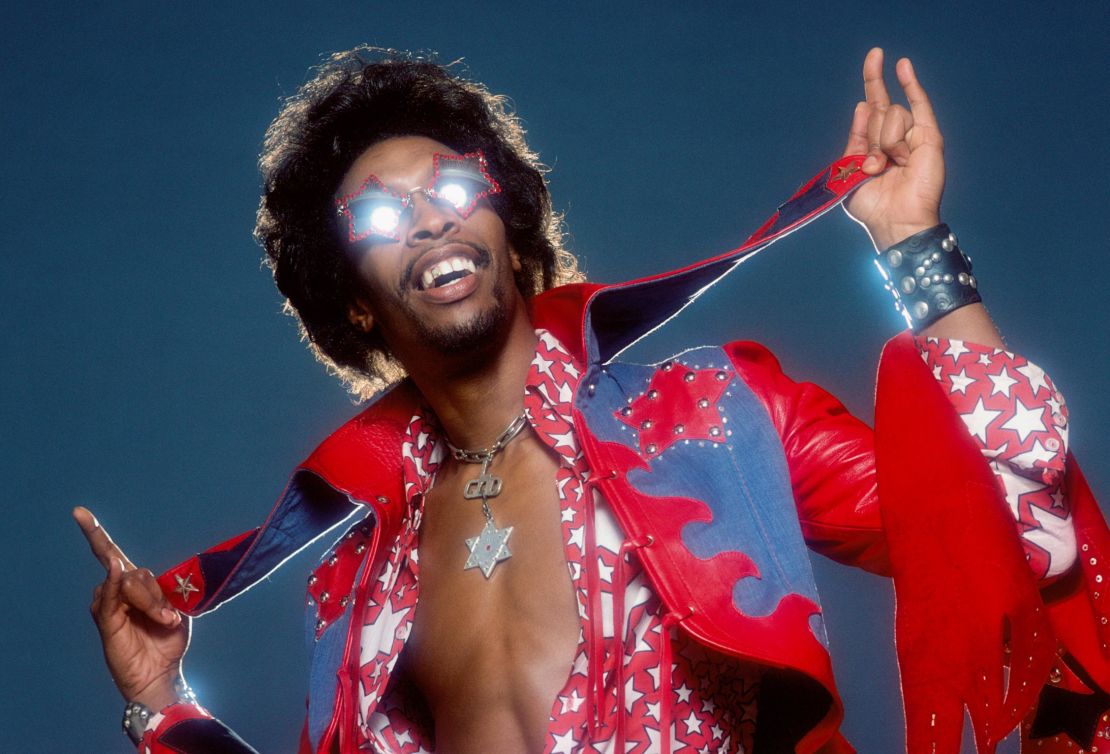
464,519,513,578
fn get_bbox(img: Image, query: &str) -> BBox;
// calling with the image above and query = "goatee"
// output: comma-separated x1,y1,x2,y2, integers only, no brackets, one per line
413,277,513,356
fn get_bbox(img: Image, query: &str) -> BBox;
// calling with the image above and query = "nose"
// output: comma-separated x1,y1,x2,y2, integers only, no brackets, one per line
405,192,457,245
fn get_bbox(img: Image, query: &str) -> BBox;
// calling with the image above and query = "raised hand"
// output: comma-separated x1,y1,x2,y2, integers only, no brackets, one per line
842,47,945,250
74,505,189,711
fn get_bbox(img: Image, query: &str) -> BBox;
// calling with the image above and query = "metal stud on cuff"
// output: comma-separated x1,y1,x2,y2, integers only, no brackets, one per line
121,677,198,744
122,701,151,745
874,223,982,332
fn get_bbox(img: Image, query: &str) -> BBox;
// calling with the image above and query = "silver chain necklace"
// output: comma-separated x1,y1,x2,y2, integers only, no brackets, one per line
443,412,528,579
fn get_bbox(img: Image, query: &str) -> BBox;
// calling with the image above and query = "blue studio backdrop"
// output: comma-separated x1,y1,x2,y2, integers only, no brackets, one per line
3,2,1107,752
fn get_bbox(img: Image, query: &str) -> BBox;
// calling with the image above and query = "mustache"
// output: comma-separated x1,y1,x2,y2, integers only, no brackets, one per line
398,241,492,297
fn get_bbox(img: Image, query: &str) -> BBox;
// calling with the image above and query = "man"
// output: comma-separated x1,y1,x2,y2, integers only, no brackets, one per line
76,46,1107,753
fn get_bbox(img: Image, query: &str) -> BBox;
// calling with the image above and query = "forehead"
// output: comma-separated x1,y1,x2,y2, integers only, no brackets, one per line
337,135,459,197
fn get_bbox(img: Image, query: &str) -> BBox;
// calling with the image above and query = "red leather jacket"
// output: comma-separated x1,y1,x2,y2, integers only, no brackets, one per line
152,157,1109,754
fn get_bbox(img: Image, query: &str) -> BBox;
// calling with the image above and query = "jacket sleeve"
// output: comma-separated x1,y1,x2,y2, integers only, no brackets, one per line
876,331,1110,754
139,703,260,754
724,340,889,575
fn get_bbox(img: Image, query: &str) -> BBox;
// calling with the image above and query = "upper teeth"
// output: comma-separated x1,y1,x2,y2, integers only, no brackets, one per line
421,256,476,289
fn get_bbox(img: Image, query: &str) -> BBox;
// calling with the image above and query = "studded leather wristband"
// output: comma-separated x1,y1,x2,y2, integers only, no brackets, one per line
121,676,198,744
874,223,982,331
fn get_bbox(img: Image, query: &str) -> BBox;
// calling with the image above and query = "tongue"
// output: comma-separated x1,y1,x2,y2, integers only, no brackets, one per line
433,269,471,288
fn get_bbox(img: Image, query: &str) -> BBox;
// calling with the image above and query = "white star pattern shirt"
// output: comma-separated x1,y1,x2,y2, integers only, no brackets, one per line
917,337,1075,579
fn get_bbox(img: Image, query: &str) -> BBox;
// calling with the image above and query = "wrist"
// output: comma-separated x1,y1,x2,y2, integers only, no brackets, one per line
869,218,941,251
127,670,187,713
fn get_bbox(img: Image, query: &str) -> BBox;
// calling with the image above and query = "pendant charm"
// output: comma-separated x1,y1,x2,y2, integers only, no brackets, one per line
464,519,514,578
463,470,503,500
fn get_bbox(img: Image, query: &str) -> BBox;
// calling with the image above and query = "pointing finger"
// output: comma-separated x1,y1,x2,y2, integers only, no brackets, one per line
73,506,135,572
96,556,125,623
842,101,870,158
896,57,939,131
862,47,891,108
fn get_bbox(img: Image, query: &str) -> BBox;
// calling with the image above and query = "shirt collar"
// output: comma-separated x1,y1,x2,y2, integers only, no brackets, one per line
401,328,586,497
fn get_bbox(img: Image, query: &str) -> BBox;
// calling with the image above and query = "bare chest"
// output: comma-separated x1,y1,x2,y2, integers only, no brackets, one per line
405,434,581,750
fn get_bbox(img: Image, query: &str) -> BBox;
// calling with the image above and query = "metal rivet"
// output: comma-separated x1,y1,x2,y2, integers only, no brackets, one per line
923,258,933,269
674,424,684,435
914,265,926,277
319,591,329,603
661,361,674,371
339,595,349,607
709,427,721,437
647,389,659,400
645,444,657,455
942,273,953,283
1092,558,1099,566
587,384,596,396
1046,438,1061,451
715,371,728,381
315,619,326,632
308,575,317,586
901,276,916,294
698,398,710,409
684,372,695,383
931,273,941,283
328,555,338,566
641,419,653,430
355,544,366,555
913,301,930,320
620,406,632,417
969,275,977,289
887,249,903,267
920,276,932,288
958,272,969,285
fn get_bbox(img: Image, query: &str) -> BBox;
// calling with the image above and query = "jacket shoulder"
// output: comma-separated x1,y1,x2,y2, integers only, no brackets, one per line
299,381,419,504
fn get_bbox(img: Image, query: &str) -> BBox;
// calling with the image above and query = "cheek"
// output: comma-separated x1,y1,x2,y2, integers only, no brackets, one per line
352,247,400,291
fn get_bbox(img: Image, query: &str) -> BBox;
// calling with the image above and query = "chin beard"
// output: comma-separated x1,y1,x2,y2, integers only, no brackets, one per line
411,278,514,357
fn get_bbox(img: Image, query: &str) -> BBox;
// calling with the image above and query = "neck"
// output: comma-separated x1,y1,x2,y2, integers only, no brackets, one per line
404,308,538,450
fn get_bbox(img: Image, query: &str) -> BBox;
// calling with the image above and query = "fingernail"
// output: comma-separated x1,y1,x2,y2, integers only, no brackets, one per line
162,608,178,624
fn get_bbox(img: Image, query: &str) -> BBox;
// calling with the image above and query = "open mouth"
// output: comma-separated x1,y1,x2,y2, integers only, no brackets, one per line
419,255,477,291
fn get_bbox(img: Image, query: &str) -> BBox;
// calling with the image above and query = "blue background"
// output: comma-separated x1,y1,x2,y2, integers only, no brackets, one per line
3,2,1107,751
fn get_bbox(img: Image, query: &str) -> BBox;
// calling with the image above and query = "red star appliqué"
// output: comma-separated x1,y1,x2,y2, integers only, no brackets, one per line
615,361,732,460
157,558,205,612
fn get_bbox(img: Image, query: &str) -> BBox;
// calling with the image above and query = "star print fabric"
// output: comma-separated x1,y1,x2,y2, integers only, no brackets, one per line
916,337,1075,579
355,330,761,753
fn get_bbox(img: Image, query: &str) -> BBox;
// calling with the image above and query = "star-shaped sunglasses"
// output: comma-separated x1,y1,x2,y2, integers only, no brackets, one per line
335,150,501,243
